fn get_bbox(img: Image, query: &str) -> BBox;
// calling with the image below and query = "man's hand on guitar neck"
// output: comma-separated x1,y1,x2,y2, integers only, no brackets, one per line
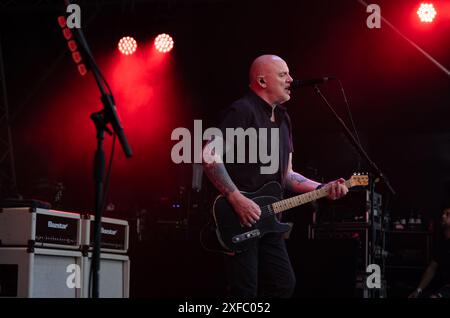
323,178,348,200
227,191,261,227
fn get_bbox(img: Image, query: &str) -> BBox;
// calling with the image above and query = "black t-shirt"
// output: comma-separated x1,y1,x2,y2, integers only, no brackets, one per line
217,90,293,192
433,239,450,284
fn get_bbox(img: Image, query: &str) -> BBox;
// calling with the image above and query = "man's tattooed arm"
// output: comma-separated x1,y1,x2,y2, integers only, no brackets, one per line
203,141,261,226
203,160,237,198
284,153,321,193
285,171,320,193
202,139,238,198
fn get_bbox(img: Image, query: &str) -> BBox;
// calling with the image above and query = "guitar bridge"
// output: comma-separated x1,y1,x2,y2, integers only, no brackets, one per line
232,229,261,243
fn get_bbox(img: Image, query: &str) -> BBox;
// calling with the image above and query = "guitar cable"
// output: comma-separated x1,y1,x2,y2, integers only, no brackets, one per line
199,214,235,256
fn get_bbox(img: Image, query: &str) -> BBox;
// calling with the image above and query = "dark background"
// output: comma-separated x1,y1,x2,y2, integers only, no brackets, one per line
1,0,449,297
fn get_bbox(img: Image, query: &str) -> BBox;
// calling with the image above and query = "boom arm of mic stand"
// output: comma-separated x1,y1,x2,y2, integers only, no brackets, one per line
313,85,395,196
69,13,132,158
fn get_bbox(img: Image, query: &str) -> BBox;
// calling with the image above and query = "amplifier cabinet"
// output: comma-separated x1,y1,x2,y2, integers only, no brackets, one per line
0,247,84,298
81,215,129,254
82,252,130,298
0,207,82,250
309,223,371,273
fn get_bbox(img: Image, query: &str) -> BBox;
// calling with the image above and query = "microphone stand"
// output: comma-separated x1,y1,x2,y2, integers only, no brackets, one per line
313,85,395,297
89,59,132,301
89,63,132,300
64,0,133,298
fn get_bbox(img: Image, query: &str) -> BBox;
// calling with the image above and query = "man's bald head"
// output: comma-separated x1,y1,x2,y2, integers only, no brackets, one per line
248,55,293,106
249,55,284,85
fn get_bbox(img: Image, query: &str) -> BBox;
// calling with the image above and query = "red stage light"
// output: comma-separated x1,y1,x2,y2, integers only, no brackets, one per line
78,64,87,76
63,28,72,40
72,51,82,63
417,3,437,23
118,36,138,55
154,33,174,53
57,16,87,77
67,40,77,52
57,16,66,28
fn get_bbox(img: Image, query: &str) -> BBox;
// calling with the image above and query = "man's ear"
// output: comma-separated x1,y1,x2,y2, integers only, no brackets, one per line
257,76,267,88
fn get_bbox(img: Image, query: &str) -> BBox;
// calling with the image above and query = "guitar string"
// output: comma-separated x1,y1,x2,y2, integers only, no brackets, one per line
245,179,359,223
257,189,328,221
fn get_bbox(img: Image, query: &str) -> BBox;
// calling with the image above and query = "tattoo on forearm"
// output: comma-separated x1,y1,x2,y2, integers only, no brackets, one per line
203,162,237,197
289,173,308,184
286,172,310,191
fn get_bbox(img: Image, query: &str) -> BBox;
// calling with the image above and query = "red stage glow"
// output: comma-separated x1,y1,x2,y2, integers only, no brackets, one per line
118,36,138,55
417,3,437,23
154,34,174,53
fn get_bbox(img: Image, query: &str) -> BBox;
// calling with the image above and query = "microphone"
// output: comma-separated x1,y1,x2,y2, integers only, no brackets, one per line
291,76,336,90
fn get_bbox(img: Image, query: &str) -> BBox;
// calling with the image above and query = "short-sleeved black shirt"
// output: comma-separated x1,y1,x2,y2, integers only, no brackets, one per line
218,90,293,192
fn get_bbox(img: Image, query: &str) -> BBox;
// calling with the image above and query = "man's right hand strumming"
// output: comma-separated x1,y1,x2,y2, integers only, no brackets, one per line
227,191,261,227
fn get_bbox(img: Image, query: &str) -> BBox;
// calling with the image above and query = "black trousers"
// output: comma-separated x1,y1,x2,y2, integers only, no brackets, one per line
224,232,296,298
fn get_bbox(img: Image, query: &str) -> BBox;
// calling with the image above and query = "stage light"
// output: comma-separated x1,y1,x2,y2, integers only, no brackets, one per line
154,33,174,53
63,28,73,40
78,64,87,76
118,36,138,56
67,40,77,52
72,51,82,63
417,3,437,23
57,16,87,76
57,16,66,28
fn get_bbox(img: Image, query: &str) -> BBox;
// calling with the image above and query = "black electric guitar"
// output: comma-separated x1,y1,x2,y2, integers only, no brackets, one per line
212,174,369,253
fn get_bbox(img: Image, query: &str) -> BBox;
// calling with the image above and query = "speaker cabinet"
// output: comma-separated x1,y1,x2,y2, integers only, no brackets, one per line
82,252,130,298
0,247,83,298
309,223,370,272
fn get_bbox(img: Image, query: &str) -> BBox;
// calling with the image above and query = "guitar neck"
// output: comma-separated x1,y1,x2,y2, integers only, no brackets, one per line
271,179,352,214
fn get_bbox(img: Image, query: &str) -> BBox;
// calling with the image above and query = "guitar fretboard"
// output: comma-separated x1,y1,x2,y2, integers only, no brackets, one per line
271,179,352,214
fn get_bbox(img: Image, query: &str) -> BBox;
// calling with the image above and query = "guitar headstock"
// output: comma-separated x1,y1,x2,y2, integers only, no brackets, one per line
349,173,369,187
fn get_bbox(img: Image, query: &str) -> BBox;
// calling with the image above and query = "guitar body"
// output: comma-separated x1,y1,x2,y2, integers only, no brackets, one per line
213,182,291,253
210,174,368,253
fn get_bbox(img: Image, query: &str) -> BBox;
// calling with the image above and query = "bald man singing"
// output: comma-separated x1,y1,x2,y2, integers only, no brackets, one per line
203,55,348,298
